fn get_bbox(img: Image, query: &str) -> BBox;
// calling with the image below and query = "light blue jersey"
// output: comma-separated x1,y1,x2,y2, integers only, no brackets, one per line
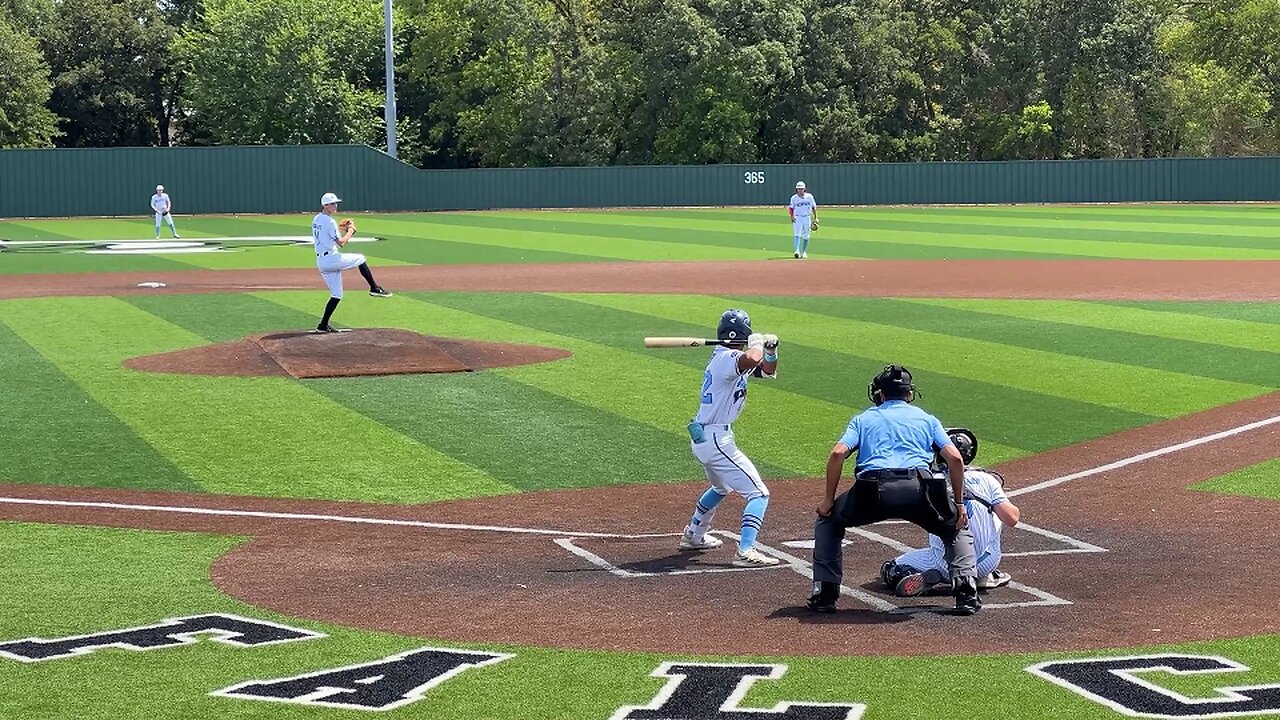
839,400,953,474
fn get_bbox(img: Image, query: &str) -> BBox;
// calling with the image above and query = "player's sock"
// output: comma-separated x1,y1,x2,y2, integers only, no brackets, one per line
801,236,810,255
154,220,161,238
319,297,340,328
686,488,727,537
739,495,770,551
357,262,378,290
793,235,800,255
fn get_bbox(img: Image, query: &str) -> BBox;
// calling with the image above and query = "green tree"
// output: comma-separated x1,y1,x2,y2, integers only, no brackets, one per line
0,14,58,147
40,0,178,147
178,0,383,145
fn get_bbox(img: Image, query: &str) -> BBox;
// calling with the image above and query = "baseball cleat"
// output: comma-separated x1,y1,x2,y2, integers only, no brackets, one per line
369,286,393,298
806,582,839,613
953,577,982,616
732,547,781,567
794,252,800,258
977,569,1012,589
678,533,724,551
314,325,352,334
895,568,945,597
801,251,807,258
879,560,899,589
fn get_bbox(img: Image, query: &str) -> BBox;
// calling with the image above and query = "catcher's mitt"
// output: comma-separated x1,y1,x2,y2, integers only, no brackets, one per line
810,217,819,231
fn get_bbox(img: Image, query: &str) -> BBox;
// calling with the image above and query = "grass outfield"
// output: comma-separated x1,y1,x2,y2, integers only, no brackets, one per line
2,206,1280,719
5,203,1280,274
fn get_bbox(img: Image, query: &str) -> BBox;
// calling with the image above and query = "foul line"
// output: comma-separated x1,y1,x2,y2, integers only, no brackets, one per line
1008,414,1280,498
0,497,672,540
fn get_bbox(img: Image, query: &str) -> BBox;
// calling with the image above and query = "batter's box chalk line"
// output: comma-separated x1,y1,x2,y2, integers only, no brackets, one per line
554,533,791,579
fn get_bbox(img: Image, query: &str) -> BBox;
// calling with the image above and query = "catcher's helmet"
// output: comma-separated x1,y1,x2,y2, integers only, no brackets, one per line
946,427,978,465
716,309,752,344
868,364,915,405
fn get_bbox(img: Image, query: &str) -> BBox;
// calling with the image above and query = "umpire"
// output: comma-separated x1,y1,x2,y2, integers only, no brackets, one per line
807,365,981,615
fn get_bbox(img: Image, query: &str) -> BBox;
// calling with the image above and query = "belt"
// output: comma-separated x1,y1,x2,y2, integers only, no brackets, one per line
856,468,929,481
318,251,331,256
700,423,731,431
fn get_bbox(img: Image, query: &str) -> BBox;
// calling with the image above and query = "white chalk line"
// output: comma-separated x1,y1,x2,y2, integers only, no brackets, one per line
717,531,899,611
1008,413,1280,498
0,497,672,540
555,534,788,578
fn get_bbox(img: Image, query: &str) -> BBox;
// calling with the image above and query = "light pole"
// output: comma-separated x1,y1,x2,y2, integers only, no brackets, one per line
383,0,398,158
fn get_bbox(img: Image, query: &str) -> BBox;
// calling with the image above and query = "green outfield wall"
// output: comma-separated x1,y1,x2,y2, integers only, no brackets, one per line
3,145,1279,217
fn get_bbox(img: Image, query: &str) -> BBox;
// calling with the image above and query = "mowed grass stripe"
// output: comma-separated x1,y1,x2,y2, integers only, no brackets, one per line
0,297,508,502
258,290,818,476
429,292,1039,461
216,213,611,265
783,297,1280,386
542,293,1153,453
367,215,780,262
314,372,704,490
143,292,704,490
1103,301,1280,327
566,294,1265,418
908,298,1280,356
0,320,198,491
430,212,1069,261
527,210,1278,259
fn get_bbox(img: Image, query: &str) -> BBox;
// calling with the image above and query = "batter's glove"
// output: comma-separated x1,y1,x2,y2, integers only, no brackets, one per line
762,334,779,352
810,217,819,231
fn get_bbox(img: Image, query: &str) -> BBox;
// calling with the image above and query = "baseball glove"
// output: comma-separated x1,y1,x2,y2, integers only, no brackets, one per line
810,217,819,232
339,218,356,234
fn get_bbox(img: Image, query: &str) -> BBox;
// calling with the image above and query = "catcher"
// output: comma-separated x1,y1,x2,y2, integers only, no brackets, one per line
311,192,392,333
880,428,1021,597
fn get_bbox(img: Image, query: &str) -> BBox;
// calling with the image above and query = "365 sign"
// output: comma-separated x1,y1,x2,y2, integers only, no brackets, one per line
743,171,767,185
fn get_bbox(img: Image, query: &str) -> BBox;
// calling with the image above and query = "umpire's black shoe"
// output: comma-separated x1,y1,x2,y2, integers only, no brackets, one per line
806,582,840,613
953,576,982,616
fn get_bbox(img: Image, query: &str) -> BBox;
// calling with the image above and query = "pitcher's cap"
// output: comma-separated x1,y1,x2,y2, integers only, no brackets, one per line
320,192,342,205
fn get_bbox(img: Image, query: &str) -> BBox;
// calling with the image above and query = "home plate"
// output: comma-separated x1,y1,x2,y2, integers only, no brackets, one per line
781,539,852,549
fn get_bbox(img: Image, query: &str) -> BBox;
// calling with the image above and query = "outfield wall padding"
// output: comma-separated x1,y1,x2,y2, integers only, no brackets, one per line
3,145,1279,217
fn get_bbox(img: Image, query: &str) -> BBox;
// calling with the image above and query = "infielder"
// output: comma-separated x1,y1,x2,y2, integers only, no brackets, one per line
880,428,1020,596
312,192,392,333
678,309,781,567
150,185,179,239
788,181,817,258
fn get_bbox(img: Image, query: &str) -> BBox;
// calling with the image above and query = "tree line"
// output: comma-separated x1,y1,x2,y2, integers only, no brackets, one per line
2,0,1278,167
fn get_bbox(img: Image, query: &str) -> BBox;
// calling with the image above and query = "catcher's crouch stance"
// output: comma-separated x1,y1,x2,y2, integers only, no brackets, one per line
311,192,392,333
807,365,980,615
880,429,1021,597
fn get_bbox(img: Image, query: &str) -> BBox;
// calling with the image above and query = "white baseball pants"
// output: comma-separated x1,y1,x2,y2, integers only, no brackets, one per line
317,252,366,299
690,426,769,500
792,216,811,239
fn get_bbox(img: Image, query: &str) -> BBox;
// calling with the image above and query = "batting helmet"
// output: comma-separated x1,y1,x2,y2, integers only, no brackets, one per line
867,364,915,405
716,309,752,344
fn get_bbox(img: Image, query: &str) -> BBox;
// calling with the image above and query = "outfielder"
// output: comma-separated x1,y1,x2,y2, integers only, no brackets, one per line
788,181,817,258
312,192,392,333
678,309,781,567
150,185,179,239
880,428,1020,596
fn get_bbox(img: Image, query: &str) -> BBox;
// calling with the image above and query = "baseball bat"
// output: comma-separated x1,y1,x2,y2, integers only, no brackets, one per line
644,337,736,348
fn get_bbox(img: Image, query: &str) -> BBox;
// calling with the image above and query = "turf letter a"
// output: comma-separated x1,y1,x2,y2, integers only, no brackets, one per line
212,646,512,712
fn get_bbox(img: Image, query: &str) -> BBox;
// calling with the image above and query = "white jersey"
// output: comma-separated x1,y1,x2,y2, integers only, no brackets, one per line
151,193,170,213
929,468,1009,563
789,193,816,218
312,213,340,255
694,347,751,426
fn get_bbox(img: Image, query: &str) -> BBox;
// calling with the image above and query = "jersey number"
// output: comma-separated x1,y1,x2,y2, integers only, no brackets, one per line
700,371,713,404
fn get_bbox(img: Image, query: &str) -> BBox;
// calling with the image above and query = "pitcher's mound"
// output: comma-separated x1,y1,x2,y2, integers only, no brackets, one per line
124,328,572,379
